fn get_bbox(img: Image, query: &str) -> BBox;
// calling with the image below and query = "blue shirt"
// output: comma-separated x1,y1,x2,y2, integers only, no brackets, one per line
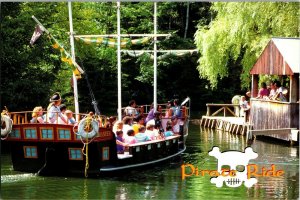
164,131,174,137
135,133,150,142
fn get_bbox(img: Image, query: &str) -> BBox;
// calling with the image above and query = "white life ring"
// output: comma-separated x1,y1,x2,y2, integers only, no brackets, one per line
1,115,13,137
77,118,99,139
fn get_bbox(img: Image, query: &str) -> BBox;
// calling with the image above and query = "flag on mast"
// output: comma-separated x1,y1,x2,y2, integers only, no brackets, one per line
30,25,44,45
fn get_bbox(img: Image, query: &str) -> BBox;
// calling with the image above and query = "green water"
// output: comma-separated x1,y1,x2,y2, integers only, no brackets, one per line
1,125,299,199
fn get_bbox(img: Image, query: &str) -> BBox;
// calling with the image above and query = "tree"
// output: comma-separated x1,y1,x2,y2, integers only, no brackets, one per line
195,2,299,89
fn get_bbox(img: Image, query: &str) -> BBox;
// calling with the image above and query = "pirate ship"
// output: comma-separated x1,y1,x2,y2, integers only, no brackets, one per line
1,2,192,177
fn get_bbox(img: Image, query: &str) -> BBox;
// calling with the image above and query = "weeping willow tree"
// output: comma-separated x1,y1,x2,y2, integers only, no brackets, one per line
195,2,299,89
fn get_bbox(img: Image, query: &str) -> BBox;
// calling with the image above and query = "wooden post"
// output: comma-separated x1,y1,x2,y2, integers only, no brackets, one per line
251,74,259,98
290,74,299,102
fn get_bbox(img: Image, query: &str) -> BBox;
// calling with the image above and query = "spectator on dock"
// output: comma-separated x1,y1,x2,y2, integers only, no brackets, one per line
240,96,250,120
268,81,276,100
273,81,288,102
256,82,269,99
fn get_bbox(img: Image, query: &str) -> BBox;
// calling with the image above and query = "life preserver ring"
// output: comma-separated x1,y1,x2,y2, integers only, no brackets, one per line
77,117,99,139
1,114,13,137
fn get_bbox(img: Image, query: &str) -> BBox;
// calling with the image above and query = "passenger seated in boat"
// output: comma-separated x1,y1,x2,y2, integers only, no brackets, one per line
171,116,180,134
132,115,145,135
113,121,123,136
59,104,67,114
125,129,137,144
124,100,138,117
65,110,76,125
145,124,155,140
116,130,127,154
47,92,67,124
164,125,174,137
106,116,116,129
122,116,133,139
135,126,151,142
30,106,45,123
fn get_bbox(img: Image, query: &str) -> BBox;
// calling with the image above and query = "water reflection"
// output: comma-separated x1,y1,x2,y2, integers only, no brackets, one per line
1,125,299,199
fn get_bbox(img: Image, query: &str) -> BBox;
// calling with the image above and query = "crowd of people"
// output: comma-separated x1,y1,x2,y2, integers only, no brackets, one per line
114,99,184,154
30,93,186,154
30,92,76,125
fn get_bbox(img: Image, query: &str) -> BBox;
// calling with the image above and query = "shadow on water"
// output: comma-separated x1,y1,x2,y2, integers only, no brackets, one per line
1,124,299,199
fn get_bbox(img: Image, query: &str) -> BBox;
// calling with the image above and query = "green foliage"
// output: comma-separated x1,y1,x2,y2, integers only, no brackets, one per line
195,2,299,89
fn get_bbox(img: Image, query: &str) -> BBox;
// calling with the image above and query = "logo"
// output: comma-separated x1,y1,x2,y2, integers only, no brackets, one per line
208,147,257,188
181,147,284,188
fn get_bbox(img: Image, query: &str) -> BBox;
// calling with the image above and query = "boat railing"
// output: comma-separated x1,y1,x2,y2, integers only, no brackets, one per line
121,103,190,119
9,111,108,126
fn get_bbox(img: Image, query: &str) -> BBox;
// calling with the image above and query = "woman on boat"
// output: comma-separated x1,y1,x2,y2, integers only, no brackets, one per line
30,106,44,123
47,92,67,124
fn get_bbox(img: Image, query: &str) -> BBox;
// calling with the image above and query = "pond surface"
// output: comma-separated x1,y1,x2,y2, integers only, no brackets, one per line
1,125,299,199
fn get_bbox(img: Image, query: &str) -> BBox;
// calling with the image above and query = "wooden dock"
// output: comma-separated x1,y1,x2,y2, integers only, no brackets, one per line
200,116,251,135
200,103,251,135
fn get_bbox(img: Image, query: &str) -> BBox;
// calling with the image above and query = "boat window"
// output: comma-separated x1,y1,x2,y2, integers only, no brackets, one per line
23,146,38,158
58,129,71,140
40,128,53,140
24,128,37,139
68,148,83,160
102,147,109,161
10,129,21,138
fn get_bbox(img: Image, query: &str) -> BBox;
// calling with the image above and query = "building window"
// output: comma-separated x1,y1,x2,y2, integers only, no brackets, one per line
24,128,37,139
58,129,71,140
40,128,53,140
24,146,38,158
68,148,83,160
10,129,21,138
102,147,109,161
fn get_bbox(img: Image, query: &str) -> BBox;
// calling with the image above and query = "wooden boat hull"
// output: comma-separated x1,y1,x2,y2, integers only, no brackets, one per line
6,123,187,177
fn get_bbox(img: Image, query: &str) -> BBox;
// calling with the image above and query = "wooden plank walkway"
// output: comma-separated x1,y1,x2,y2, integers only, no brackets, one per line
200,116,251,135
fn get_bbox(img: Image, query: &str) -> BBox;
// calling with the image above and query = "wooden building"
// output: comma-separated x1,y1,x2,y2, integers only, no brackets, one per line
249,38,299,138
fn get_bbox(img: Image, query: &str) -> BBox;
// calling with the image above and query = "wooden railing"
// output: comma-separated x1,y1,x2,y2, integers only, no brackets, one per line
206,104,240,117
250,99,299,130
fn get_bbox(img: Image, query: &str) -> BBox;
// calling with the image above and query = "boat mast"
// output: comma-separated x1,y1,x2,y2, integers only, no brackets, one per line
117,1,122,121
153,2,157,111
68,2,80,121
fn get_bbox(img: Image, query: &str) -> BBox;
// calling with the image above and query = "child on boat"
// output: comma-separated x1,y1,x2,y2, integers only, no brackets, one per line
135,126,151,142
125,129,137,144
116,130,127,153
164,125,174,137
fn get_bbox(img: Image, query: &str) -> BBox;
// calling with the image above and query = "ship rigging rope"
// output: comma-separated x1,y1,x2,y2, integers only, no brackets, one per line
80,62,101,116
